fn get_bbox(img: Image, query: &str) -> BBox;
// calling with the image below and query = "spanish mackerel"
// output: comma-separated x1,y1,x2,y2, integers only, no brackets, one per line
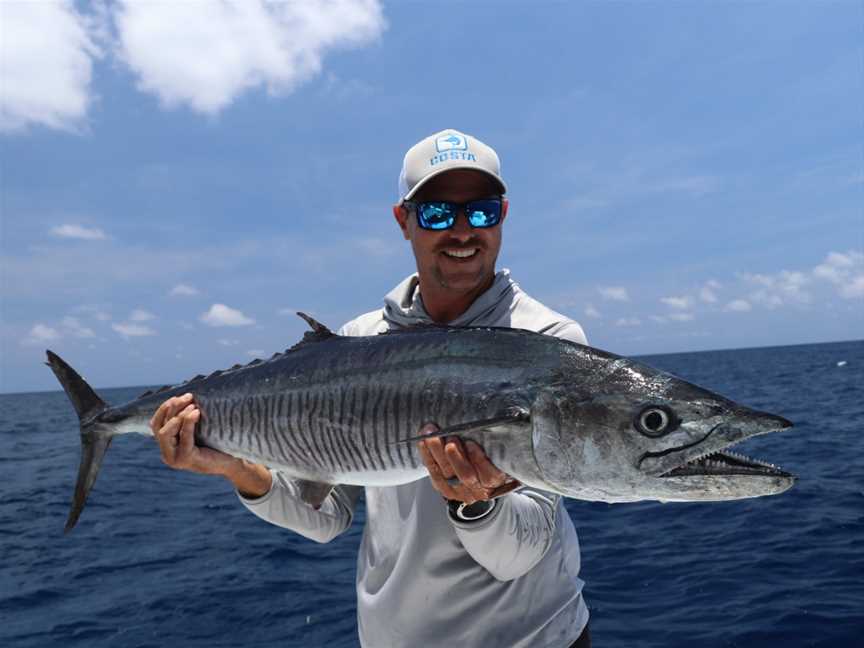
47,313,795,532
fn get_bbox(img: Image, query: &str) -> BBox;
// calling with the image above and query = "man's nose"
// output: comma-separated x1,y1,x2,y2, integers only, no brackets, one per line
449,209,473,241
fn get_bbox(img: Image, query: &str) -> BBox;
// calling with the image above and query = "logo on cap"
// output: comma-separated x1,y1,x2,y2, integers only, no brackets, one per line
435,133,467,152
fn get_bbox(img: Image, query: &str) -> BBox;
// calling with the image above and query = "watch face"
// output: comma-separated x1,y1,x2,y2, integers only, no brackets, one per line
449,498,496,521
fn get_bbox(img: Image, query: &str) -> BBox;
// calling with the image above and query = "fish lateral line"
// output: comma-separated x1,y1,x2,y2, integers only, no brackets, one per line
394,406,531,445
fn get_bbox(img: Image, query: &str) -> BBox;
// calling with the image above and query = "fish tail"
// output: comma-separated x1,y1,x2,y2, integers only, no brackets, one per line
45,350,111,533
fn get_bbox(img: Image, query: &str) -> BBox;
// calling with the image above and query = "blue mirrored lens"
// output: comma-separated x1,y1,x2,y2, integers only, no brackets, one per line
418,203,456,230
465,200,501,228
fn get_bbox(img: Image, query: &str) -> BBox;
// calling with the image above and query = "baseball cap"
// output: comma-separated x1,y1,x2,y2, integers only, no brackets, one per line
397,128,507,204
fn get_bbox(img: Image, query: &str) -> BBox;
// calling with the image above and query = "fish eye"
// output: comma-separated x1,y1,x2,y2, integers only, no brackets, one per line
635,406,676,437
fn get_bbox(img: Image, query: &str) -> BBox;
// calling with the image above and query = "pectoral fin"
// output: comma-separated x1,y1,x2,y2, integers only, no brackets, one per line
295,479,335,510
394,406,531,445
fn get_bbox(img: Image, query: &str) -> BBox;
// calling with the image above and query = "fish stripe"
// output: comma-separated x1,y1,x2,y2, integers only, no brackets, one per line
324,388,345,471
260,396,275,460
228,399,238,444
370,381,388,468
274,394,293,465
406,387,418,469
378,381,390,468
333,383,354,471
302,389,321,468
323,388,344,471
358,382,379,471
310,389,335,470
281,393,302,465
392,376,407,468
298,389,315,466
345,382,368,472
285,389,306,462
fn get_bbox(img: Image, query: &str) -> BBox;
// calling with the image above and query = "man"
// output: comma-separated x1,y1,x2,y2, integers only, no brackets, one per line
151,129,591,647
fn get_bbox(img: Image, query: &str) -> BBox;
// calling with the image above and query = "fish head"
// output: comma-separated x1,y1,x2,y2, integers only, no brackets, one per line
531,358,795,502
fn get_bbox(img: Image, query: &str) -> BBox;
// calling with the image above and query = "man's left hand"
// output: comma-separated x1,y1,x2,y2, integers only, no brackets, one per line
417,423,520,504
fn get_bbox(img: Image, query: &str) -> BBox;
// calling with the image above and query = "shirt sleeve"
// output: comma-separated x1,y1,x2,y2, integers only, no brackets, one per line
450,488,561,581
238,470,363,544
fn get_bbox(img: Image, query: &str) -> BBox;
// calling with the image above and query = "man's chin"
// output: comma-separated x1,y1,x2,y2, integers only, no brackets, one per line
433,265,492,293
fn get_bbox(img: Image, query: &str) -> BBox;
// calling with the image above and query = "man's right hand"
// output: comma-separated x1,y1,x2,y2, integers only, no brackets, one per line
149,393,272,498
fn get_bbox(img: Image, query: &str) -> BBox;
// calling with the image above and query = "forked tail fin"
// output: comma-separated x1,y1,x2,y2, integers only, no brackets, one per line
45,350,111,533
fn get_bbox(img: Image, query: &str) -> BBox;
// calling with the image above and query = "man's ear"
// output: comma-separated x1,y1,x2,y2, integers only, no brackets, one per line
393,204,411,240
501,198,509,223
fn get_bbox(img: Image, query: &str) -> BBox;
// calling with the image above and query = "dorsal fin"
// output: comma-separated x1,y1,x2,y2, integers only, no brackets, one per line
297,312,334,337
288,312,337,351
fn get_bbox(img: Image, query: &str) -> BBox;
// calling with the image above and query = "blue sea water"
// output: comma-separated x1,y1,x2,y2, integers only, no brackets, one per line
1,340,862,647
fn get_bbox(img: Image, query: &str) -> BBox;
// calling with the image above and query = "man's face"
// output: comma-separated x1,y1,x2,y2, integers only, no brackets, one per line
393,169,508,297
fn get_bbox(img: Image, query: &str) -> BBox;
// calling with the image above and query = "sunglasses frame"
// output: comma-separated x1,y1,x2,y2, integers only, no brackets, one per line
404,198,504,231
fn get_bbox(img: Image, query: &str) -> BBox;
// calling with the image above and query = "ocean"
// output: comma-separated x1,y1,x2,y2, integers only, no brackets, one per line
1,340,861,647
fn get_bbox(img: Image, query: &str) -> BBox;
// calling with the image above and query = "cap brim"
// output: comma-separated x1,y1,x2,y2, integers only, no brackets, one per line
401,166,507,204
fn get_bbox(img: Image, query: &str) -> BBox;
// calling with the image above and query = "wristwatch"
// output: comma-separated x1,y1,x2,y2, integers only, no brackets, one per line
447,497,497,522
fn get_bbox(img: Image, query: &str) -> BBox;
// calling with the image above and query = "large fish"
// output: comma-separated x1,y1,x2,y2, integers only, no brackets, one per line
47,313,794,532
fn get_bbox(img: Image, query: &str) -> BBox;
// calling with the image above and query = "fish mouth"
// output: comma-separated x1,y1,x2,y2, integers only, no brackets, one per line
640,411,794,480
659,449,792,478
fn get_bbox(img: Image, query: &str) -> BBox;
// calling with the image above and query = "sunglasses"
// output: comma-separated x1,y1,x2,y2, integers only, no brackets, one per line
405,199,503,231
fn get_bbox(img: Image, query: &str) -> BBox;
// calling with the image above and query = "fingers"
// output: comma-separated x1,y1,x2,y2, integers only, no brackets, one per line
155,403,196,468
149,393,194,435
416,425,510,504
466,441,507,489
445,438,485,494
176,407,200,460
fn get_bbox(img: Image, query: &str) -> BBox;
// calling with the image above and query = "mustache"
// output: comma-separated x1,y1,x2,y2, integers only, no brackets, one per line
436,239,483,252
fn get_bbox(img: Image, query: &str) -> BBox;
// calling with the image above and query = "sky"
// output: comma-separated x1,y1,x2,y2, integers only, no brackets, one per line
1,0,862,394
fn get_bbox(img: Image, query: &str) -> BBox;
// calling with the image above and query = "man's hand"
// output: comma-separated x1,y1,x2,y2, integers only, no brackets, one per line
149,393,271,497
417,423,520,504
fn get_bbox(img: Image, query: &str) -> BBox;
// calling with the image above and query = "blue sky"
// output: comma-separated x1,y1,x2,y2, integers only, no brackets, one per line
1,1,862,394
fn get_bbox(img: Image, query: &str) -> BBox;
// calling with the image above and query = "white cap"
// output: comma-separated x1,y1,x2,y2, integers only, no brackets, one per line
397,128,507,204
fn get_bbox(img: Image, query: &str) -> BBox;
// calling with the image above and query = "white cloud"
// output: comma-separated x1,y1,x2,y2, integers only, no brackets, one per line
0,1,100,132
112,322,156,338
743,270,811,308
699,280,721,304
584,304,601,319
200,303,255,327
725,299,752,312
668,312,695,322
129,309,155,322
113,0,386,114
615,317,642,327
598,286,629,302
813,250,864,299
61,316,95,338
246,349,266,358
74,304,112,321
22,323,60,345
50,224,107,240
218,339,240,346
660,296,691,310
169,283,199,297
840,276,864,299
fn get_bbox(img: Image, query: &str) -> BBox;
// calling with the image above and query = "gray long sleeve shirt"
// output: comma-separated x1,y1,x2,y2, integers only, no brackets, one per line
239,270,590,647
